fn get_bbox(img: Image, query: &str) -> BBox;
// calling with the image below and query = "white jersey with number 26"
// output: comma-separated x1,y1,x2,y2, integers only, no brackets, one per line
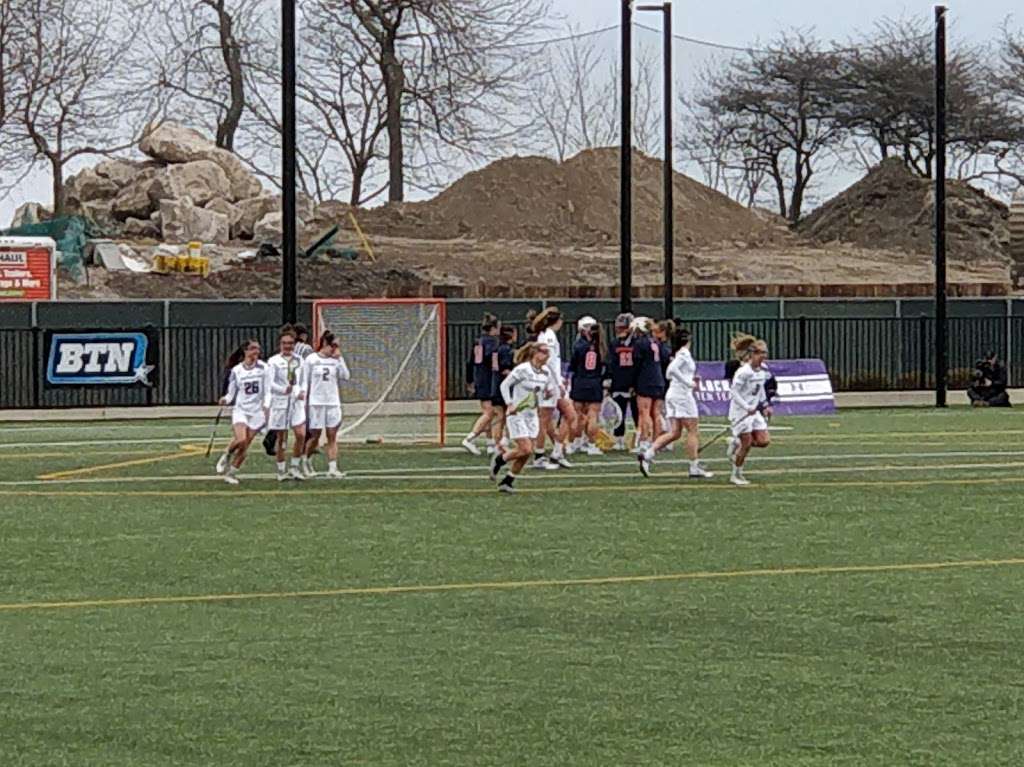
225,361,269,414
302,352,351,407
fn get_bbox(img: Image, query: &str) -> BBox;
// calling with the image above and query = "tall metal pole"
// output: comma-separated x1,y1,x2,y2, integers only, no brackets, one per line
620,0,633,313
281,0,298,325
662,2,673,320
934,5,947,407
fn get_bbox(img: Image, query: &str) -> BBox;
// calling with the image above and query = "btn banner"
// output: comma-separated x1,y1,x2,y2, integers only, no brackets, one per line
694,359,836,416
44,329,158,387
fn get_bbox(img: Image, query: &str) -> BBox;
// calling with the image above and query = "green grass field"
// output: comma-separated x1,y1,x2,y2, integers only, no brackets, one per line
2,407,1024,765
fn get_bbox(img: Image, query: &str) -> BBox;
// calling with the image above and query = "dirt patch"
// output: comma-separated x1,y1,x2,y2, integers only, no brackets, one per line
798,158,1010,263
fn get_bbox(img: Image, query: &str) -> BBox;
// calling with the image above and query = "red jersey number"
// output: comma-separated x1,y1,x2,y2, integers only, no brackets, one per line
473,344,483,364
652,344,661,363
585,351,598,371
618,349,633,367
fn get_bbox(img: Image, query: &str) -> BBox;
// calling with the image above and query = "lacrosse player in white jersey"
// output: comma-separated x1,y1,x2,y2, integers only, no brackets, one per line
489,342,556,493
638,327,713,479
531,307,577,469
301,331,351,478
726,334,772,486
264,326,307,481
216,339,269,485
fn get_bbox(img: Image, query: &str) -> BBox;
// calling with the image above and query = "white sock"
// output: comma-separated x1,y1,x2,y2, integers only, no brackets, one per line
690,459,699,471
291,457,300,468
486,439,496,448
643,448,655,462
329,460,338,472
226,465,237,476
277,461,286,473
551,444,564,459
463,433,476,443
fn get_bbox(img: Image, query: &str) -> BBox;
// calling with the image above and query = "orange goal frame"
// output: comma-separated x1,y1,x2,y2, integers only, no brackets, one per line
312,297,447,445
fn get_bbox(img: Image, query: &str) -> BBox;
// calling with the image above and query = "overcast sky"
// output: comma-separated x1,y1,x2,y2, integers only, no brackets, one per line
2,0,1019,226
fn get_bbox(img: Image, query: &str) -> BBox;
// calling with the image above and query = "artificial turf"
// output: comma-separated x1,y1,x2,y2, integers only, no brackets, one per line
1,408,1023,765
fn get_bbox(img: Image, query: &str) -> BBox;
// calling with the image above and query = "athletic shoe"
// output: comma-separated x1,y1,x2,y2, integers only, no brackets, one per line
553,455,573,469
585,444,604,456
638,454,652,478
276,471,289,483
289,468,306,481
532,456,550,470
303,463,318,479
729,472,750,486
498,482,517,494
689,464,714,479
326,468,347,479
461,438,482,456
486,445,497,455
489,453,502,481
223,474,240,486
216,452,230,475
632,441,649,456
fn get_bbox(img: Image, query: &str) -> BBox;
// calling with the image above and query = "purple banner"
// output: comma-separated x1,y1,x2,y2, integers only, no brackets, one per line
695,358,836,416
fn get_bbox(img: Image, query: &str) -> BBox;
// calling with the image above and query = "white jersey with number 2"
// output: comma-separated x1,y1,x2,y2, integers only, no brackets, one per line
302,352,351,407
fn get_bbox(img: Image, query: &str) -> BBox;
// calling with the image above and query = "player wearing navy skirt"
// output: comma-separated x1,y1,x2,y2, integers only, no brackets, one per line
630,317,666,454
569,316,607,455
462,313,500,456
605,312,637,450
489,325,517,453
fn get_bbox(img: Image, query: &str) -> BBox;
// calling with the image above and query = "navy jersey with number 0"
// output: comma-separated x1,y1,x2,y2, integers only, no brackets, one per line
569,336,605,403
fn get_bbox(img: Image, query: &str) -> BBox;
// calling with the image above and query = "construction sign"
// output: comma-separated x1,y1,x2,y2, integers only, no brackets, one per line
0,237,57,300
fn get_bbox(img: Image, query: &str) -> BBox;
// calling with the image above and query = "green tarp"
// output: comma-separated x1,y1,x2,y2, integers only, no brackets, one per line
0,216,98,280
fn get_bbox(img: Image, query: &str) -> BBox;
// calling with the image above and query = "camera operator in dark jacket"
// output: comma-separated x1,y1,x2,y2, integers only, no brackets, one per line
968,351,1011,407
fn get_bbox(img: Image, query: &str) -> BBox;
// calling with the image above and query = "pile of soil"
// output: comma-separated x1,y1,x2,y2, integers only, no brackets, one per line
351,148,784,248
797,158,1010,263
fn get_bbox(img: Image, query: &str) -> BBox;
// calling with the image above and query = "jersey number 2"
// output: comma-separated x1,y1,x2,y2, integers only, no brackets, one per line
244,381,260,395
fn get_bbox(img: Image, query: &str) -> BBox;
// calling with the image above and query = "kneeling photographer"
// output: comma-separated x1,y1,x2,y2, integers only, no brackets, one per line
967,351,1011,408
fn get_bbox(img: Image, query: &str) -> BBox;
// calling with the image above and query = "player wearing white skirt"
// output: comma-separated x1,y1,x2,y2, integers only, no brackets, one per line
301,331,351,478
726,334,773,486
532,308,577,469
638,328,713,479
490,342,556,493
216,339,269,485
265,327,308,482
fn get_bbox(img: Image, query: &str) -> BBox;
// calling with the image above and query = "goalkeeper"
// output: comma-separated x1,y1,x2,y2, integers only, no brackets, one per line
489,342,556,493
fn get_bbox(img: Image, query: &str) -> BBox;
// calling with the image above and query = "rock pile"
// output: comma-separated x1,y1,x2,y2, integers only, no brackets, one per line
61,122,311,245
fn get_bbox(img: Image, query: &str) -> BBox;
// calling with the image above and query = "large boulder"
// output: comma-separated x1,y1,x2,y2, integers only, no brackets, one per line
140,122,214,163
94,158,144,188
204,197,242,239
234,194,279,240
160,197,230,243
123,216,161,239
148,160,232,207
80,199,118,230
253,211,285,243
110,167,164,221
65,168,119,206
9,202,51,228
139,121,262,201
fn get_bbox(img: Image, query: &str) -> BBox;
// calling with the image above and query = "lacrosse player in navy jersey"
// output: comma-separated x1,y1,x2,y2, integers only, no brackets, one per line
462,313,501,456
630,317,667,454
489,325,518,453
605,313,637,450
569,316,607,455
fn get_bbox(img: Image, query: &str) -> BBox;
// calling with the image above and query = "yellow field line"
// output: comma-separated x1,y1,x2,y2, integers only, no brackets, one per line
2,474,1023,499
36,447,203,481
0,450,186,460
2,557,1022,613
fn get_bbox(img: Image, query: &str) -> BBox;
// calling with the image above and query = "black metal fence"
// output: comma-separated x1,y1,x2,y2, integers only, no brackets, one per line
1,317,1020,408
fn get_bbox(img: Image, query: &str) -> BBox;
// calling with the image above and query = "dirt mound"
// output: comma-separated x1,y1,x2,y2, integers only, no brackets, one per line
798,158,1010,263
353,149,782,248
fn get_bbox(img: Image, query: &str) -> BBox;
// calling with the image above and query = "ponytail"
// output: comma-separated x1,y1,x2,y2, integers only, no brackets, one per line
531,306,562,334
481,313,499,332
319,331,336,350
730,332,760,360
672,327,692,354
226,338,259,370
499,325,517,344
515,341,547,365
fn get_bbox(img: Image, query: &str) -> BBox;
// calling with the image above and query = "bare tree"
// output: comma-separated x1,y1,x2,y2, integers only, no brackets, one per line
11,0,161,216
345,0,550,203
691,32,844,222
142,0,263,151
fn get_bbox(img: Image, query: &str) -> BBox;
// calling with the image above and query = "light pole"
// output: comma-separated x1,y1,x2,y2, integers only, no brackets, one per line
281,0,297,324
620,0,633,313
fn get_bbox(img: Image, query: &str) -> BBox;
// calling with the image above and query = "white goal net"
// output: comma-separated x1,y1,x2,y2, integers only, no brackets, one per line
312,299,446,445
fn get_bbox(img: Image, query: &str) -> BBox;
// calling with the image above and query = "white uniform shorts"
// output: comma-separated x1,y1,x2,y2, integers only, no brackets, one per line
730,409,768,437
308,404,342,430
507,410,540,441
268,404,306,431
665,393,699,420
232,408,266,432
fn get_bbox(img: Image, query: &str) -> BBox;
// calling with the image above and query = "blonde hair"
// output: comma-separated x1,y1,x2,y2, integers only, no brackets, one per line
531,307,562,334
730,332,766,360
629,316,653,335
515,341,548,365
655,319,676,340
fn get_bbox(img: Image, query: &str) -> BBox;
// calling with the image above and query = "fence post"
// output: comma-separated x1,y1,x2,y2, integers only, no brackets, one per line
798,316,807,359
918,315,927,390
31,327,41,408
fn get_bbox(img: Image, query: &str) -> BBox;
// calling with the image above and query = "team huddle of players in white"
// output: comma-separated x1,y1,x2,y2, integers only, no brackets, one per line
211,312,775,490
